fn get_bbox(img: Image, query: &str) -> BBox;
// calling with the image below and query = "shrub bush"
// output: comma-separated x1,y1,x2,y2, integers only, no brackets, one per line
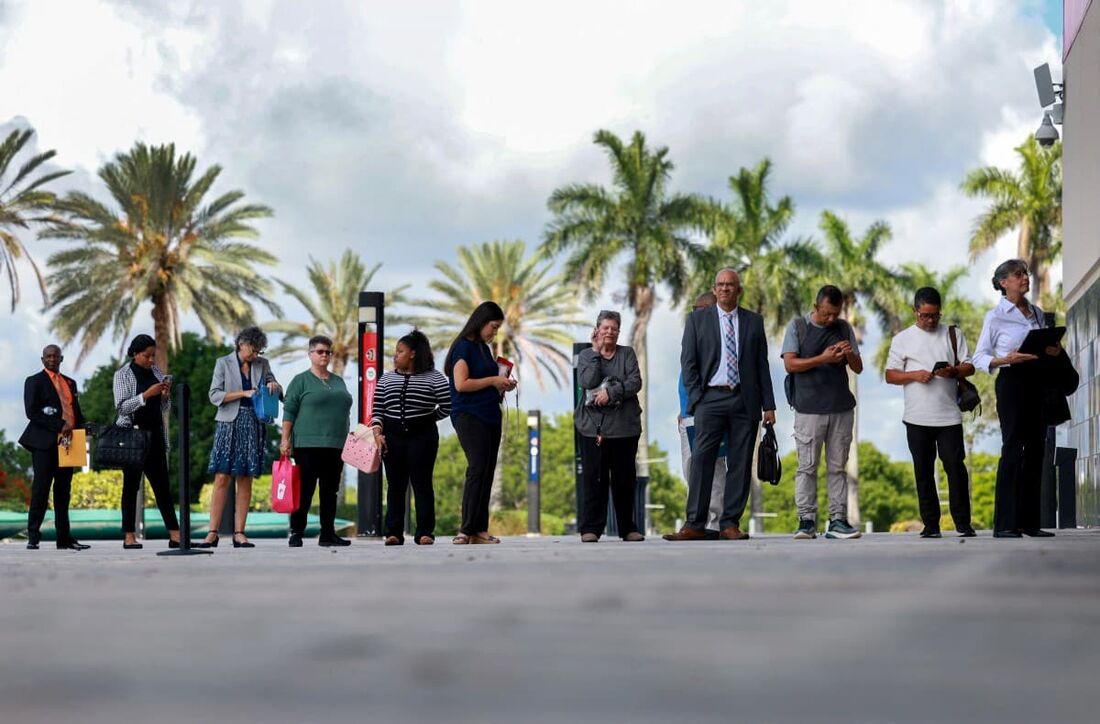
67,470,159,509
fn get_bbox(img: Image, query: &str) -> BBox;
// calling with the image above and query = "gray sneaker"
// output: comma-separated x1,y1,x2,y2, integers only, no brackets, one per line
793,518,817,539
825,518,861,539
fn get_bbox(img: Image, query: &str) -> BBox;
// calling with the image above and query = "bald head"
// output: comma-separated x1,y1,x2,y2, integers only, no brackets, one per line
712,268,742,311
41,345,63,373
694,291,717,308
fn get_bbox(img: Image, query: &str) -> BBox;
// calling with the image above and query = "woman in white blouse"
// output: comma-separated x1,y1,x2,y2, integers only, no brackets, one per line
973,259,1062,538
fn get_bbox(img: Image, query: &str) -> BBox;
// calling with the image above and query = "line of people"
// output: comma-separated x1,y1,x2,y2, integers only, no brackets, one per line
17,257,1076,550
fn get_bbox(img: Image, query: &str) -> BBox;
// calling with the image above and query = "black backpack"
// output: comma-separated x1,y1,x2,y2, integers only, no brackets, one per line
783,316,808,408
756,423,782,485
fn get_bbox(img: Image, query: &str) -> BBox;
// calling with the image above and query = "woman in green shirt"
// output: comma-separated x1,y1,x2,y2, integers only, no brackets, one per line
279,335,353,547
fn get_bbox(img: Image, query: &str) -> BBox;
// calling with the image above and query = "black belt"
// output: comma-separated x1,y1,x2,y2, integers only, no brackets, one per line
709,384,741,394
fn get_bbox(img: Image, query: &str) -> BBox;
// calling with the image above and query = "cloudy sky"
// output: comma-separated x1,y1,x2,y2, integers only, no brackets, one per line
0,0,1062,468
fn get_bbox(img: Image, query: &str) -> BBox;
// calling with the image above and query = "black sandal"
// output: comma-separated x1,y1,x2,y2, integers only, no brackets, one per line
232,531,255,548
197,531,219,548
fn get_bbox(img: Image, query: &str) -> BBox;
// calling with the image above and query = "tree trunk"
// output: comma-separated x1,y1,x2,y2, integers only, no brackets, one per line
840,305,860,526
151,296,171,372
630,285,654,531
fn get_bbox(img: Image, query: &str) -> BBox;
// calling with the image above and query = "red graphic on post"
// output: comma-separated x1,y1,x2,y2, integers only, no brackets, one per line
361,330,379,424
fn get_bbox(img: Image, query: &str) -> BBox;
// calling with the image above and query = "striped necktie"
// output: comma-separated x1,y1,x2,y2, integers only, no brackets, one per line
724,312,739,385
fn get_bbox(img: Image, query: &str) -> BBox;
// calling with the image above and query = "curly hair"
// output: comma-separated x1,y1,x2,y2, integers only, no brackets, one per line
234,326,268,353
398,330,435,374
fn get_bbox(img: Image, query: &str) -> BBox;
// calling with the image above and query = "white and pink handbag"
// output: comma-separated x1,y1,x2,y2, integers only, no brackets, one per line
341,423,381,474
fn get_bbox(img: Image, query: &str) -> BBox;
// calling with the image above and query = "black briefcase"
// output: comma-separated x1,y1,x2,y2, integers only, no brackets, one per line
756,422,782,485
92,424,150,470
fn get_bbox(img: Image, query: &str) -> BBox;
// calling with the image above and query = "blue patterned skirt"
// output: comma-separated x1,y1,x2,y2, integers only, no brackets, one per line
208,406,266,477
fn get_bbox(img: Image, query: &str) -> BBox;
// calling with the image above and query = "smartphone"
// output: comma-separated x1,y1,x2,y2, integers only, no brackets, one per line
162,374,173,384
932,361,949,371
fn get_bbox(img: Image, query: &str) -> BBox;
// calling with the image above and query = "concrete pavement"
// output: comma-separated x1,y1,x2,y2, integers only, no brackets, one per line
2,530,1098,723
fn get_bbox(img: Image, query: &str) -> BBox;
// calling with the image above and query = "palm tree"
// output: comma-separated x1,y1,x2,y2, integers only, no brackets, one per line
816,211,904,525
961,136,1062,298
416,240,584,390
0,127,71,311
42,143,279,370
695,159,822,337
541,129,709,482
266,250,411,376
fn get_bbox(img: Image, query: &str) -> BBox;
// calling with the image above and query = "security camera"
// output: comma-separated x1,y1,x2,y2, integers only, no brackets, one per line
1035,112,1059,147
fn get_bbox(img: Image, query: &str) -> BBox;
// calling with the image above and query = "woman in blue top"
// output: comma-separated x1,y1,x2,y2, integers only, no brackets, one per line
443,301,516,544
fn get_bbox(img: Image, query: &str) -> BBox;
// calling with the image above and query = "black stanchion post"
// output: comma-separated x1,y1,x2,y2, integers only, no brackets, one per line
159,382,211,556
357,291,385,537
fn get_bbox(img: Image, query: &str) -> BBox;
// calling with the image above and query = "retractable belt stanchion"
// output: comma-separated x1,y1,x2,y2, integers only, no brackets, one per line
158,382,212,557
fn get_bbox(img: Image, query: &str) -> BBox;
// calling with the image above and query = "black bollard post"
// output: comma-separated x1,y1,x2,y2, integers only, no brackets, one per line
158,382,212,557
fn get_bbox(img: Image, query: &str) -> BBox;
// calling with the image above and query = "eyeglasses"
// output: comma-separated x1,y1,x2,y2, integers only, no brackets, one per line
714,282,738,289
917,312,941,321
1008,270,1030,278
311,349,332,356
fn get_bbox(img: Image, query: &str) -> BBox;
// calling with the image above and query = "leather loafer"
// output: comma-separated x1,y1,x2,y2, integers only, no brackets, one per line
57,540,90,550
622,531,645,542
957,528,977,537
719,527,750,540
1022,529,1055,537
662,527,708,541
993,530,1022,538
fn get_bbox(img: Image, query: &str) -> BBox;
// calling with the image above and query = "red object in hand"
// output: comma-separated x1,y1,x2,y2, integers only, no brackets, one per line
496,356,514,378
271,455,300,513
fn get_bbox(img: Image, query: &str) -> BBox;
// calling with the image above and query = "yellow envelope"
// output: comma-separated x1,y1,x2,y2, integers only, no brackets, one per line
57,428,88,468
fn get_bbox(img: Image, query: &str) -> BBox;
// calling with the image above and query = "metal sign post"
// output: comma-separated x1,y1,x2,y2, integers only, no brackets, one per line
572,343,586,530
527,410,541,535
357,292,385,537
158,383,211,556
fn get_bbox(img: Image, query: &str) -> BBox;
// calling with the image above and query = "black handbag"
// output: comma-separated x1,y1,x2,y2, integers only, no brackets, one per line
92,424,150,470
948,326,981,414
756,422,782,485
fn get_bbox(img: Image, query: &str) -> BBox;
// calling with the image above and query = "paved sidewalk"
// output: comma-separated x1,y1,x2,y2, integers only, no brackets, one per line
2,531,1098,723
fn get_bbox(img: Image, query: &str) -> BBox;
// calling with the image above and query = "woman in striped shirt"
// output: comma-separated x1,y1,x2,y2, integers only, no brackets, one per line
371,330,451,545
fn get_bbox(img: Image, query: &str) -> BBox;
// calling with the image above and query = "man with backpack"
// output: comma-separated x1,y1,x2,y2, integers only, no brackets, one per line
781,285,863,540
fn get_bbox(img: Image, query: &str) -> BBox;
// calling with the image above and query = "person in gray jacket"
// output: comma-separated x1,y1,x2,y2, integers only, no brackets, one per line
575,310,645,542
199,326,281,549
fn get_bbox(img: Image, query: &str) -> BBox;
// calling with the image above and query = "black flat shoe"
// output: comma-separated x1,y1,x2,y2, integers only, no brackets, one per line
957,528,977,537
319,534,351,547
26,539,40,550
167,539,191,549
197,532,219,548
123,542,144,550
993,530,1022,538
1022,529,1055,537
232,531,255,548
288,532,303,547
57,540,90,550
919,528,942,538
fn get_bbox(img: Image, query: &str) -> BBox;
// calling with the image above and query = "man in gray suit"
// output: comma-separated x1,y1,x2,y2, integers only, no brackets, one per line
665,268,776,541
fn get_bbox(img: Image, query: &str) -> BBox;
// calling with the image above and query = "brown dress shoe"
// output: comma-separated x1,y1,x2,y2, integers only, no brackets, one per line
662,527,708,541
719,527,750,540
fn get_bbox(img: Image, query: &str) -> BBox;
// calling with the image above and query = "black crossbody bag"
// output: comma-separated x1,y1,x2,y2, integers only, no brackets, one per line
948,326,981,414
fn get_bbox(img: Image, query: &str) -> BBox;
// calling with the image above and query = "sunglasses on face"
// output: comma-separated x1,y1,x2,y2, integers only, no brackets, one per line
311,349,332,355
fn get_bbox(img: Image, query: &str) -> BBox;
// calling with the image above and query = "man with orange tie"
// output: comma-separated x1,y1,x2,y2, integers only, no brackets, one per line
19,345,89,550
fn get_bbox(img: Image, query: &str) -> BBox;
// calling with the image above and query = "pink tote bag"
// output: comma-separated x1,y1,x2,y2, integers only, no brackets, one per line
271,455,300,514
341,426,381,474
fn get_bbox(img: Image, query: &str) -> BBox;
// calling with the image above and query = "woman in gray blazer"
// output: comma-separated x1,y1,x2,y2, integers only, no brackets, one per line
575,310,645,543
199,326,281,548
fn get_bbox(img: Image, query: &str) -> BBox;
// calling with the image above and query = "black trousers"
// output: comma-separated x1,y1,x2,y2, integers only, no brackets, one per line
686,387,758,530
290,447,343,536
27,447,74,541
453,413,502,536
994,366,1045,532
382,419,439,540
579,434,639,537
121,439,179,534
904,422,971,531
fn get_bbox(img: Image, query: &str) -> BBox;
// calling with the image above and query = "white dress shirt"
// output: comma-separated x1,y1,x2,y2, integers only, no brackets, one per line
707,305,740,387
972,297,1043,373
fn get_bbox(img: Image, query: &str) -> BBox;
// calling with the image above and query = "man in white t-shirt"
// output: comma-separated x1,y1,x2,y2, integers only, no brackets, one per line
885,287,977,538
